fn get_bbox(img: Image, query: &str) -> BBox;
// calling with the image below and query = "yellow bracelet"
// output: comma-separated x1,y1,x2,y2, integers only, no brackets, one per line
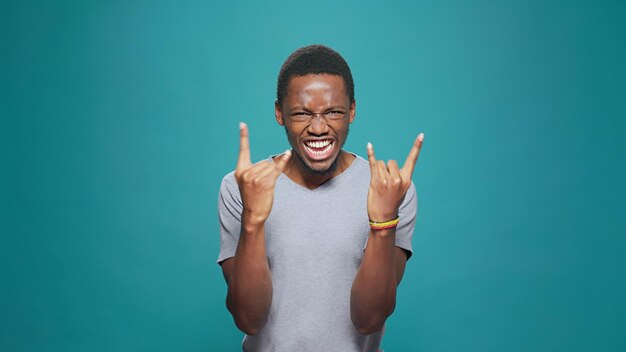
369,217,400,230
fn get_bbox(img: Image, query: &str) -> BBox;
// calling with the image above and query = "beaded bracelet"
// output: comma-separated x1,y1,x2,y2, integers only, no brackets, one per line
369,217,400,230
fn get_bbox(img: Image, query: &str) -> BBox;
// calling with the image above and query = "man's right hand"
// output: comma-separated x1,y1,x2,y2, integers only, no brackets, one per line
234,122,291,227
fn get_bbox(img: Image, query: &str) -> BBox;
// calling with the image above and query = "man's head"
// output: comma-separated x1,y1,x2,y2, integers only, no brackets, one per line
276,45,355,106
275,45,356,176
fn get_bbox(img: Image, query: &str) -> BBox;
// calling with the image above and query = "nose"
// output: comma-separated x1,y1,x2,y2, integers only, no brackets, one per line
307,114,330,136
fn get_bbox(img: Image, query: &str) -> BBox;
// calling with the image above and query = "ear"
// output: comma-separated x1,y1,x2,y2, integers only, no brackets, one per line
275,100,285,126
348,100,356,124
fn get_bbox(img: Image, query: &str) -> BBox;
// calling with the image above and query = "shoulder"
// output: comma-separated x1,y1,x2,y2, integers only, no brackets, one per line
218,170,243,212
346,152,371,174
219,170,239,195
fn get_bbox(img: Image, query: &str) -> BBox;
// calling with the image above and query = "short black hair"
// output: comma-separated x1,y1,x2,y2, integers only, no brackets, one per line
276,44,354,105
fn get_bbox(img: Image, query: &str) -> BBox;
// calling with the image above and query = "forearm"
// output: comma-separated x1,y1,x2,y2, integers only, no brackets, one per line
226,219,272,335
350,228,398,335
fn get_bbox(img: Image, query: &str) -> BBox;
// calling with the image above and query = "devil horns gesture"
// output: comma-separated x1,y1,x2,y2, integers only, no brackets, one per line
366,133,425,223
234,122,291,226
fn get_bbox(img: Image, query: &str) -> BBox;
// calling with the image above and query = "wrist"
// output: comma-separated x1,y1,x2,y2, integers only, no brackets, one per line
242,209,267,232
369,227,396,238
369,216,400,231
367,211,399,223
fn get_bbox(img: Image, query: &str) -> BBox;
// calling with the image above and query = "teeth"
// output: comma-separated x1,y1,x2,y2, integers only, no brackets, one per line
304,144,332,156
305,140,332,148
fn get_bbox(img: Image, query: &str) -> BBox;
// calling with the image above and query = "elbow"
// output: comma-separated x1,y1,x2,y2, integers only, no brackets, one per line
234,317,265,336
229,308,268,336
226,289,271,336
352,311,388,335
351,304,395,335
353,319,385,335
227,300,268,336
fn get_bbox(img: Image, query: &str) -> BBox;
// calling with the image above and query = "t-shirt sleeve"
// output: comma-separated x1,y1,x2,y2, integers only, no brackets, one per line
216,172,243,266
394,181,418,260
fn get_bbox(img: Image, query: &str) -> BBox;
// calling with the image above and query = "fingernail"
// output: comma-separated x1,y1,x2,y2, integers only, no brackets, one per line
239,122,246,129
367,142,372,149
418,133,424,142
284,149,291,156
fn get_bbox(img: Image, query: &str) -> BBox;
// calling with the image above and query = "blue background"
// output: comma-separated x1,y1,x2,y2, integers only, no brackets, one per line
2,0,625,351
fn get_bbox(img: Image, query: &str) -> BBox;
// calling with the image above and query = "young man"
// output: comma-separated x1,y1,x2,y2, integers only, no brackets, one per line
217,45,424,351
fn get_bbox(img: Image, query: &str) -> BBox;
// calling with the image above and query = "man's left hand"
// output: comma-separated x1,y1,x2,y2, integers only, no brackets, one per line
366,133,424,222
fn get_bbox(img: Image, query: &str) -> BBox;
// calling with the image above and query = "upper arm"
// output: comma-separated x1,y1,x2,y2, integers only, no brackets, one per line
217,173,243,267
394,182,417,261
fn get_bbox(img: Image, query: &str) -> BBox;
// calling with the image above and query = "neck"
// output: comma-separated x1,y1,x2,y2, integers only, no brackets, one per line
284,150,355,190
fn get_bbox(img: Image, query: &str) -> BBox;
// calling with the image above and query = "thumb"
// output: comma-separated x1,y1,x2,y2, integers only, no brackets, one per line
273,149,292,172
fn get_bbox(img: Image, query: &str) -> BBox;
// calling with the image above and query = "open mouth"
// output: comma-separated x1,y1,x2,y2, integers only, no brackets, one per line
303,139,335,161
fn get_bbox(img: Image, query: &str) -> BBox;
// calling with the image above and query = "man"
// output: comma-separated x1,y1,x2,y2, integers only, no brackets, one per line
217,44,424,351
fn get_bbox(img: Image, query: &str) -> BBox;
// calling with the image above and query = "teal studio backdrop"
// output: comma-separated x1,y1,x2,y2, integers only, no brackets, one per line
2,0,625,351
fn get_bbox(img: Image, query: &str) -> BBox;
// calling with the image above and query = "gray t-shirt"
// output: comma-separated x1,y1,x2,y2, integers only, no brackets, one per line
217,153,417,352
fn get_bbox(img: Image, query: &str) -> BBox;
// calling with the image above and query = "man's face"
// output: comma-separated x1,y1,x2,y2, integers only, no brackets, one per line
275,74,356,175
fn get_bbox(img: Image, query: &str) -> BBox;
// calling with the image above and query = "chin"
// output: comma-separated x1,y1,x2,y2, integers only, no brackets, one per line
284,125,349,176
297,151,340,176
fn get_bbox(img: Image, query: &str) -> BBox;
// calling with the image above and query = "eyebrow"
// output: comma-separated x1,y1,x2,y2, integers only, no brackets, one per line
290,105,347,112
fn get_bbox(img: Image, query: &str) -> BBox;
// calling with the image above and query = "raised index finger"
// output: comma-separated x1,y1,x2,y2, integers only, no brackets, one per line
237,122,251,168
400,133,424,179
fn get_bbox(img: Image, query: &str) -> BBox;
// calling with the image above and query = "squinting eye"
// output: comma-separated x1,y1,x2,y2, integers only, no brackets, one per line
290,112,310,121
327,111,344,119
